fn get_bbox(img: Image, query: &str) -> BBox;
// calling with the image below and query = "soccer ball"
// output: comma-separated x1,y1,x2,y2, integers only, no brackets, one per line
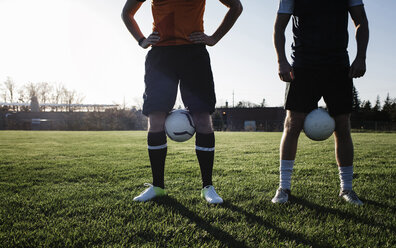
165,109,196,142
303,108,335,141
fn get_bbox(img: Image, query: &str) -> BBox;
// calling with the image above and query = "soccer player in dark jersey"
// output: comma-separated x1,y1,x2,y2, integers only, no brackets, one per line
272,0,369,205
122,0,242,203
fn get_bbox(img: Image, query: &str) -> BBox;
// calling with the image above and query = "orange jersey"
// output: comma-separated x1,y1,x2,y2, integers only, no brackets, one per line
150,0,205,46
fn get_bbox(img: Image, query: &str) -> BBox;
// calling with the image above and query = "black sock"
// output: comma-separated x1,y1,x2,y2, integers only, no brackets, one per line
195,132,215,188
148,131,167,189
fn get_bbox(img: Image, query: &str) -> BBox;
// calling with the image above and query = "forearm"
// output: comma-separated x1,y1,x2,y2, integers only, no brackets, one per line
122,4,145,42
355,21,369,59
211,3,243,43
273,14,291,64
274,30,288,63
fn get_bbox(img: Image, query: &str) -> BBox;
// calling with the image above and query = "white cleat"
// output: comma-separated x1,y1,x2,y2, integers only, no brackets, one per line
339,190,363,206
133,183,167,202
271,188,291,203
201,185,223,204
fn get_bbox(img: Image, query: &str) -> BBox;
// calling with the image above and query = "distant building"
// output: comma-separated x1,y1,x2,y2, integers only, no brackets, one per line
215,107,286,131
1,102,286,131
0,98,127,130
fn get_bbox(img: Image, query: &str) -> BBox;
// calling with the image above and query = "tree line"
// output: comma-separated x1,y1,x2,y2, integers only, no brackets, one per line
1,77,395,131
352,86,396,122
0,77,84,112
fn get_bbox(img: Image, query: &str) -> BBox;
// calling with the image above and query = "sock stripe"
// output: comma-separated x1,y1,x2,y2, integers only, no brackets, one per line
195,146,215,152
148,144,167,150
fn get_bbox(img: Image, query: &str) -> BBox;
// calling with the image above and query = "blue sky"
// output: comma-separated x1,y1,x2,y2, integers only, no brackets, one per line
0,0,395,108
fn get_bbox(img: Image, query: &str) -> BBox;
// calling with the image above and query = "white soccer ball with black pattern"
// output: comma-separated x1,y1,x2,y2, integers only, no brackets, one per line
165,109,196,142
303,108,335,141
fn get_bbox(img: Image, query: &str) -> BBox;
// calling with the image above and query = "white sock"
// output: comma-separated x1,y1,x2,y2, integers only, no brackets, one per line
338,166,353,191
279,160,294,190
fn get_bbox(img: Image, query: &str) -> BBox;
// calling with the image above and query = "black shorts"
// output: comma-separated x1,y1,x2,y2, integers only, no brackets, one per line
142,44,216,116
285,66,353,116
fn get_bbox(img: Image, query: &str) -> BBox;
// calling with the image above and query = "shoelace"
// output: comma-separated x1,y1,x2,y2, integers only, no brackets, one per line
348,191,359,200
139,183,154,194
279,189,288,195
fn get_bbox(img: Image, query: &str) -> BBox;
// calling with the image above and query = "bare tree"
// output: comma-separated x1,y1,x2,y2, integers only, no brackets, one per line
62,88,84,112
75,92,85,110
133,97,143,111
0,85,6,102
37,82,53,111
62,88,74,112
235,100,260,108
24,82,38,99
51,83,66,111
260,98,266,108
17,87,29,103
4,77,16,104
52,83,65,104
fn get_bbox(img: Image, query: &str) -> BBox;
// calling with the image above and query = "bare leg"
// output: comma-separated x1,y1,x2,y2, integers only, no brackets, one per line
333,114,353,167
272,111,306,202
192,112,213,134
148,112,167,132
280,111,306,160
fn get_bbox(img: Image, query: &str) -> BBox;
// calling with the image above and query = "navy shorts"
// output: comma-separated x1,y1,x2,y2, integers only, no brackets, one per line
142,44,216,116
285,66,353,116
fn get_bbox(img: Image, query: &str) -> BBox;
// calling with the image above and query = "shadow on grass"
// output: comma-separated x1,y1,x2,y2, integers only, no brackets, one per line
222,202,331,248
290,195,396,233
153,196,249,248
360,197,396,213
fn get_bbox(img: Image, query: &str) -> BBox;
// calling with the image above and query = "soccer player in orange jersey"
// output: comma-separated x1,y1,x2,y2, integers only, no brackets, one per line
122,0,242,203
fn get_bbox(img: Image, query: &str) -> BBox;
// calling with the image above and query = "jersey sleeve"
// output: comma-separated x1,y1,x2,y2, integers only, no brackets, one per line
348,0,364,7
277,0,294,14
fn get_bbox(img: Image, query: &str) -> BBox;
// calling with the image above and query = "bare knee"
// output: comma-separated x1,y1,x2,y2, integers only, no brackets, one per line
334,114,351,140
283,111,306,136
148,112,167,132
191,112,213,134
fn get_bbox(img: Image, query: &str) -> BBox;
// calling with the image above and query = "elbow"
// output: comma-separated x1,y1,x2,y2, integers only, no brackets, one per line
235,2,243,16
228,1,243,17
358,17,369,29
357,19,369,34
121,9,128,22
357,14,369,30
121,7,132,23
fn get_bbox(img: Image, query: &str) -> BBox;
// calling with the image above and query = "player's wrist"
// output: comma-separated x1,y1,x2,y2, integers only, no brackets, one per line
278,58,289,64
278,60,290,67
138,37,146,47
355,55,366,60
208,34,220,45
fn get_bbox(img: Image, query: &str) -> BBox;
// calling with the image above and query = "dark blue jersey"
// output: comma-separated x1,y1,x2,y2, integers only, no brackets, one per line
278,0,364,68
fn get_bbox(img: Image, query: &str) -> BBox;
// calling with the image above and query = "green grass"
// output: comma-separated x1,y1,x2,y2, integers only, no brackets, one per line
0,131,395,247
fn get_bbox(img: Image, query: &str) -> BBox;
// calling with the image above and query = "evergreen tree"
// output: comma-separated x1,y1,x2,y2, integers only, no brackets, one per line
373,95,381,112
361,100,372,112
352,86,361,111
381,93,396,122
382,93,393,113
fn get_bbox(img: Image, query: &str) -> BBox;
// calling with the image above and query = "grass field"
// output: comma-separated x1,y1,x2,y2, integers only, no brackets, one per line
0,131,395,247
